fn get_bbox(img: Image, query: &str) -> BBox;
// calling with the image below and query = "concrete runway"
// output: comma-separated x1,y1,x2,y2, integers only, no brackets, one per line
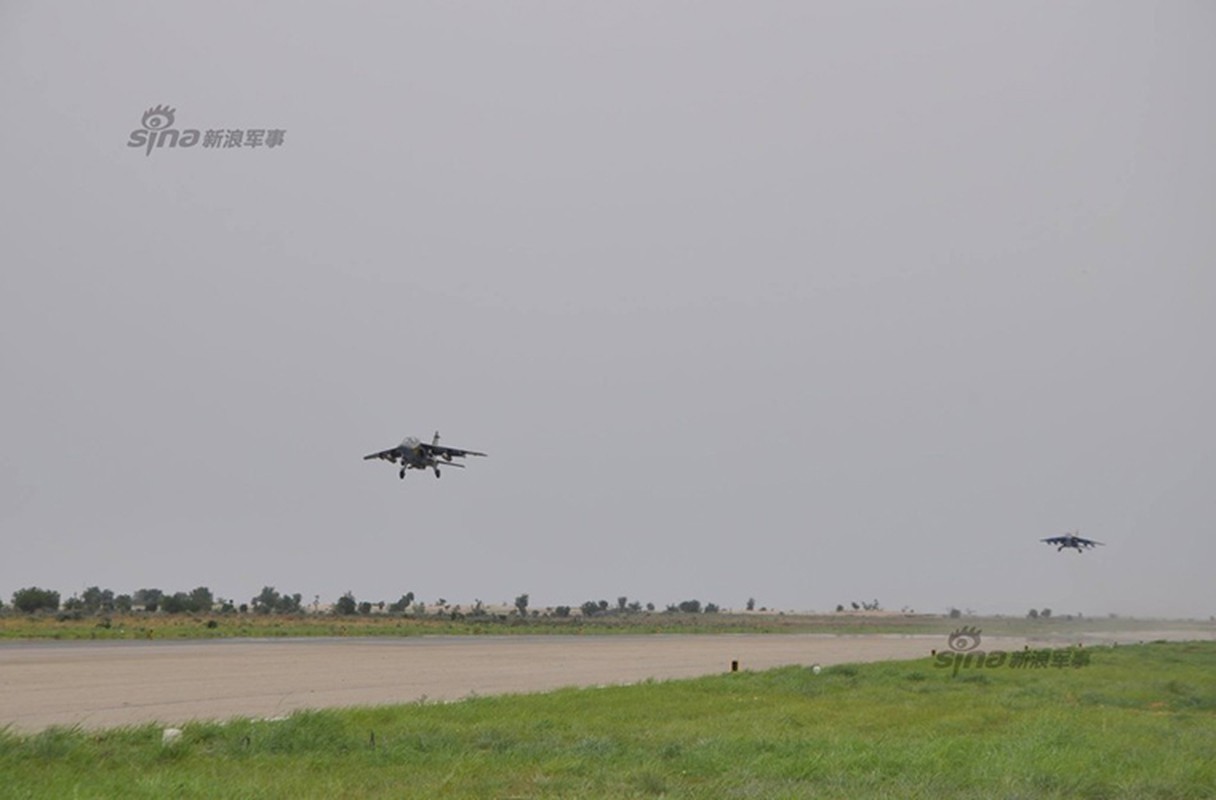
0,631,1199,732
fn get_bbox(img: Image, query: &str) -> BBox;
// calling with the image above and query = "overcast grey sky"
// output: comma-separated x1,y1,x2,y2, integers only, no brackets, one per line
2,2,1213,618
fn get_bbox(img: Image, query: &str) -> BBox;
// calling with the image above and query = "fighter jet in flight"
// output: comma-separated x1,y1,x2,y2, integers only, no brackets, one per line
363,432,487,479
1040,530,1104,553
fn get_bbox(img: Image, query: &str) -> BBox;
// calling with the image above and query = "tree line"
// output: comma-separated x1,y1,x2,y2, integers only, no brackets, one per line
5,585,302,615
5,586,729,618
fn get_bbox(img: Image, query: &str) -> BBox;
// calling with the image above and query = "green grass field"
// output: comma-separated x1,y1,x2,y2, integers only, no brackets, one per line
2,641,1212,799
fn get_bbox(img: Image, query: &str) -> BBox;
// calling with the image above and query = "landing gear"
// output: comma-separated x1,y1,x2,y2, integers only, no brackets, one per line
399,468,406,479
433,467,441,479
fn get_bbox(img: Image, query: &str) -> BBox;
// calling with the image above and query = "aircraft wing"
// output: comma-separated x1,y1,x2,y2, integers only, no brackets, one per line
420,444,487,460
1041,536,1103,547
363,446,404,463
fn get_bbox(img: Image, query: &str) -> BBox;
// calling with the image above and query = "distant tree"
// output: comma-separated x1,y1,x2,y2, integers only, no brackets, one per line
253,586,281,614
190,586,214,613
677,600,702,614
358,601,373,615
514,593,529,617
628,601,643,613
12,587,60,613
134,588,163,612
598,600,609,614
388,592,415,613
704,603,720,614
1040,608,1052,619
63,595,85,611
580,600,600,618
161,592,192,614
646,603,655,612
617,596,629,613
836,604,845,613
851,601,860,610
114,594,133,613
1027,608,1039,619
553,606,571,618
81,586,115,613
746,598,756,612
949,608,962,619
277,593,303,614
334,592,357,616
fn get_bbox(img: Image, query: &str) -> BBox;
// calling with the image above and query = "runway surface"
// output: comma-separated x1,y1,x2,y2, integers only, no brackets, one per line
0,630,1200,732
